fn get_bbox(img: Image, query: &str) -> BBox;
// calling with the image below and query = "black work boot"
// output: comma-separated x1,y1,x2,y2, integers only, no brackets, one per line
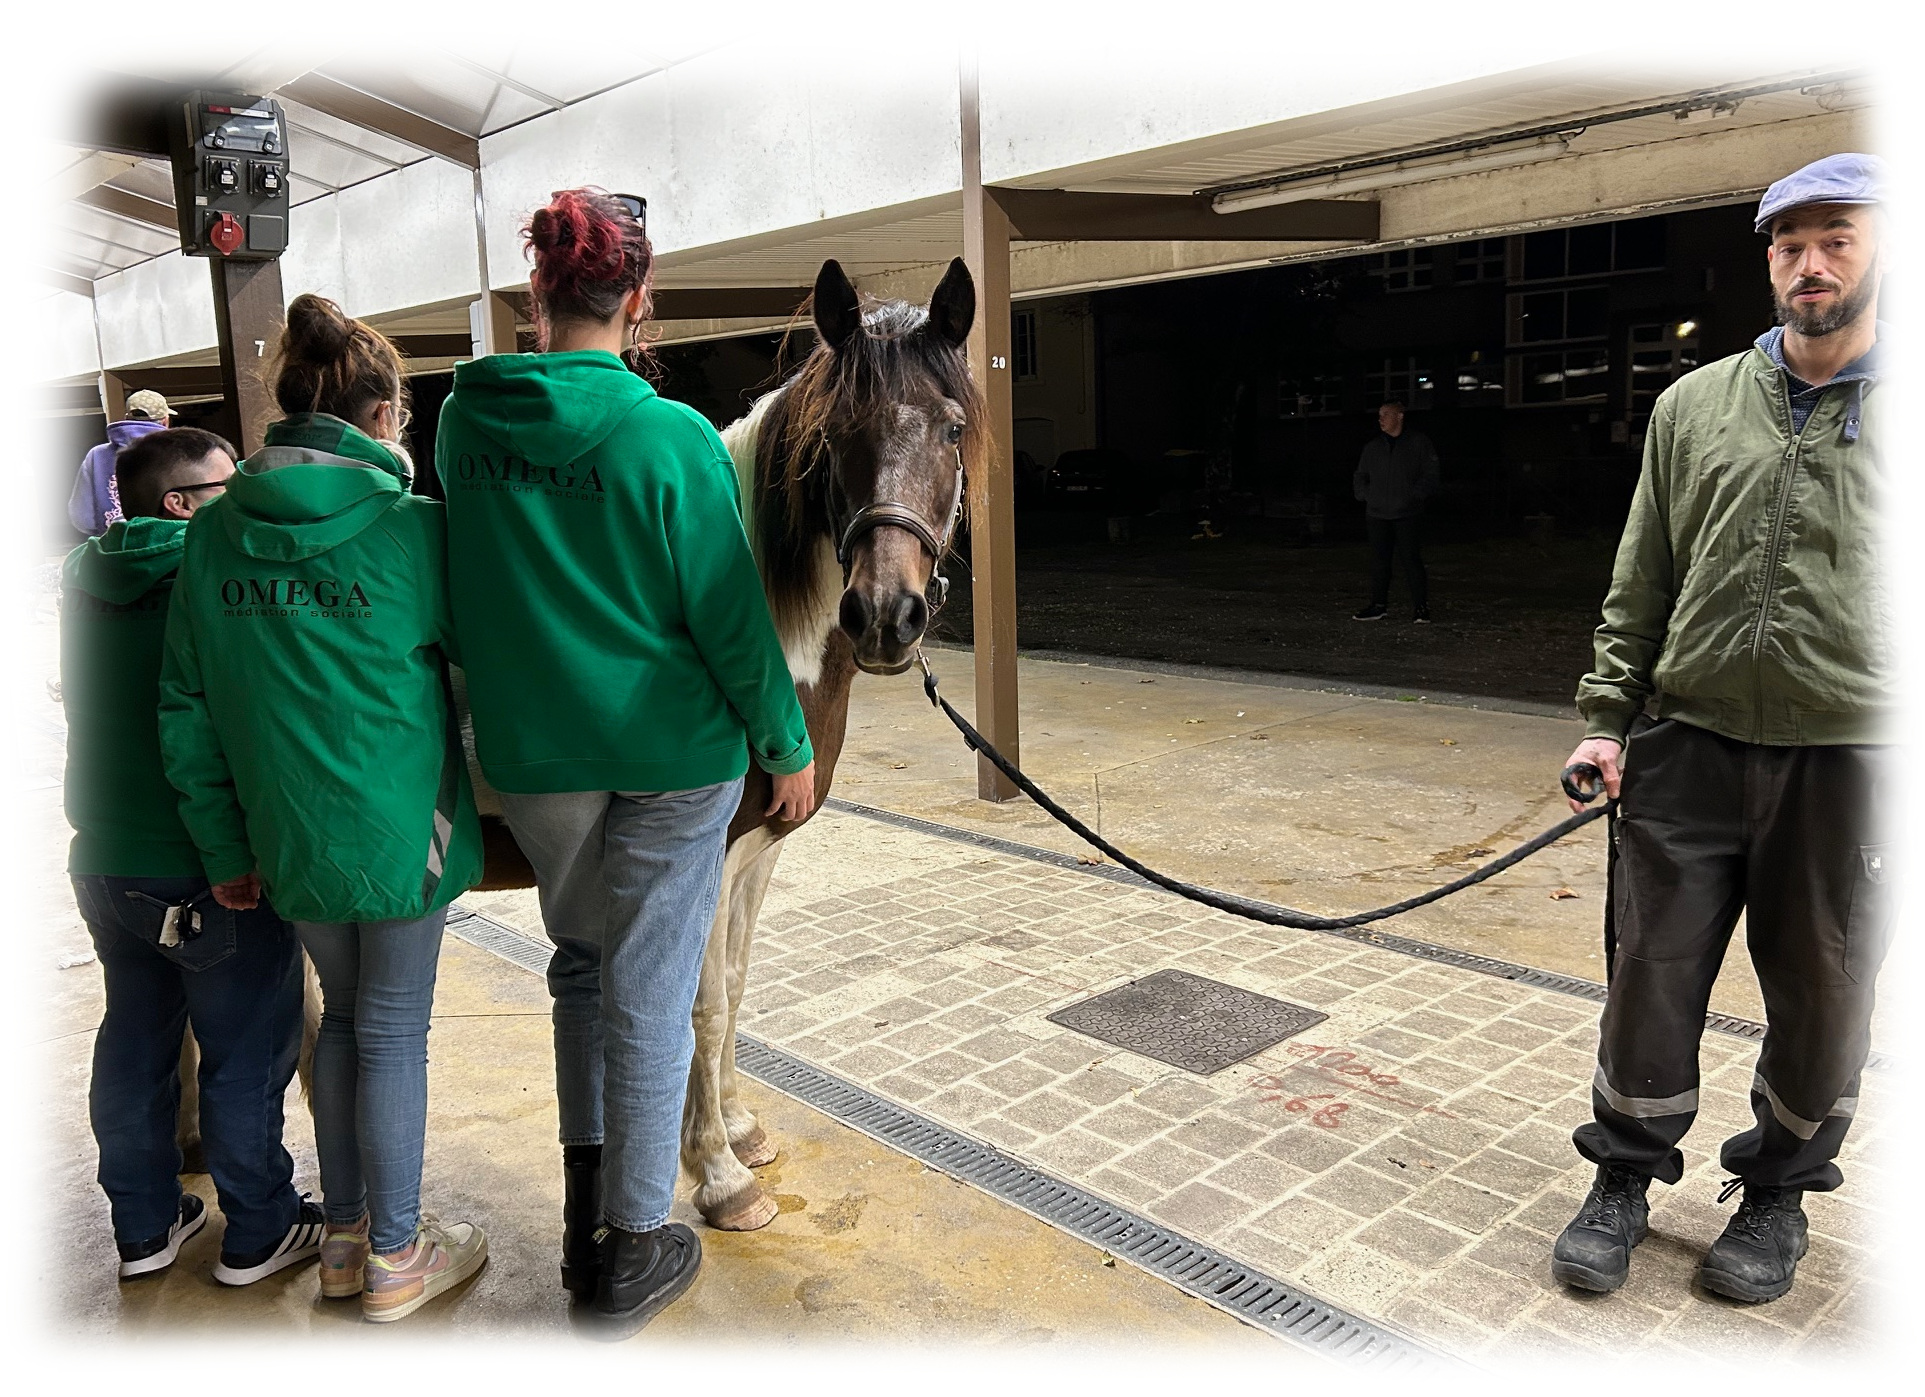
1699,1180,1808,1303
583,1223,702,1340
1551,1164,1651,1292
560,1144,604,1300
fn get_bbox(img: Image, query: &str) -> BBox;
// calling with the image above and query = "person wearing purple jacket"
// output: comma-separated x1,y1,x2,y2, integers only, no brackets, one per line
70,390,174,537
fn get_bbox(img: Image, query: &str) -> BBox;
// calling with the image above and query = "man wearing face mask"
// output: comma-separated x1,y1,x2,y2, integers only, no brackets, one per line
1551,154,1890,1306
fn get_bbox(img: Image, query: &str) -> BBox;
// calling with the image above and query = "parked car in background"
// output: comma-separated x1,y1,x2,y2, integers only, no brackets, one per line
1046,447,1133,508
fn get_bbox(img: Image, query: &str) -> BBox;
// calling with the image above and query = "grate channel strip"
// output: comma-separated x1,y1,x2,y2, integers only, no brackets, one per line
444,907,1440,1367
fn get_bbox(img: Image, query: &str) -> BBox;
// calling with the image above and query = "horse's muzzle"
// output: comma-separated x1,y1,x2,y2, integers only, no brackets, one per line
839,586,929,675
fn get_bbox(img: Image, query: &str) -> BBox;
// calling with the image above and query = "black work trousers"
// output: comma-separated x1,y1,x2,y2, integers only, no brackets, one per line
1574,719,1894,1192
1366,515,1426,611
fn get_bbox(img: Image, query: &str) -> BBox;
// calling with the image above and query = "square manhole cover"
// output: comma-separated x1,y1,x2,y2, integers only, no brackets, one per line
1046,969,1327,1075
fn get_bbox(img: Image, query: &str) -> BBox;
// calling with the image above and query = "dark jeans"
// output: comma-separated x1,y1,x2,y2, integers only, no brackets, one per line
1366,515,1426,610
75,874,305,1253
1573,720,1893,1191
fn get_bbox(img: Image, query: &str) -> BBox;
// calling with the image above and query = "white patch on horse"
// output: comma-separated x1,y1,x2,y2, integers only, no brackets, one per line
723,392,842,688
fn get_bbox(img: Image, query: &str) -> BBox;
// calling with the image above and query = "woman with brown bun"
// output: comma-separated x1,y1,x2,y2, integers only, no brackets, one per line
159,293,487,1322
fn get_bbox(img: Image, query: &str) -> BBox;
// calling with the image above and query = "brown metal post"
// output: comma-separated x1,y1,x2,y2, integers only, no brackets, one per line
960,57,1020,802
209,257,286,457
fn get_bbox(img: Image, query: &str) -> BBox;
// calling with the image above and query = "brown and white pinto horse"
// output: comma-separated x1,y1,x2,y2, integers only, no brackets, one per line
475,255,983,1231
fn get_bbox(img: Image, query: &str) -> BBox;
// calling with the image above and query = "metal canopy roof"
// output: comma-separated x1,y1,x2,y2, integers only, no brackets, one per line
51,44,713,284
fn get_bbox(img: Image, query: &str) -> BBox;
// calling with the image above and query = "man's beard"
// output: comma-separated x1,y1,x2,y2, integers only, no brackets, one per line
1775,271,1878,338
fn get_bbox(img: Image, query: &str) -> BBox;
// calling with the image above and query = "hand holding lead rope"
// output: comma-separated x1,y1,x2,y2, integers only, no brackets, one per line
1562,763,1606,805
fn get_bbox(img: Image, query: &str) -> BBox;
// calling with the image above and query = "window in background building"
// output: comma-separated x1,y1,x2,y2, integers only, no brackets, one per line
1368,247,1434,292
1508,286,1610,344
1453,238,1507,283
1279,373,1344,417
1365,356,1435,408
1507,348,1611,406
1455,350,1505,405
1627,322,1702,421
1012,309,1039,381
1512,216,1668,282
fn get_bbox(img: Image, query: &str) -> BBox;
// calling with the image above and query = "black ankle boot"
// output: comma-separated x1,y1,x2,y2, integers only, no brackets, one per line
1699,1180,1808,1303
585,1223,702,1340
560,1144,604,1300
1551,1163,1651,1292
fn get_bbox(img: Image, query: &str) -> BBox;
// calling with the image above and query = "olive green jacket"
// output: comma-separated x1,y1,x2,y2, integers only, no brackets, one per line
1577,343,1886,746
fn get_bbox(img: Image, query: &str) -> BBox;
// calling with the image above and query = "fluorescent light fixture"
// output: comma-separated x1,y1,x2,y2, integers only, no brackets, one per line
1213,136,1573,214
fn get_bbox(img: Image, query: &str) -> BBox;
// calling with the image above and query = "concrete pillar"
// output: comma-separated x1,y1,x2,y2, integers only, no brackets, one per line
960,57,1021,802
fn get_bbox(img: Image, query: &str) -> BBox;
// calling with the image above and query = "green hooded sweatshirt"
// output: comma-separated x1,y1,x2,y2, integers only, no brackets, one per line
435,351,811,794
158,414,482,923
62,517,202,877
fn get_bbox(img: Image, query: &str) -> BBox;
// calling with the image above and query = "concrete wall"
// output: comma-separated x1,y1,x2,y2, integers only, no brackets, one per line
478,44,962,287
37,291,101,383
85,156,475,373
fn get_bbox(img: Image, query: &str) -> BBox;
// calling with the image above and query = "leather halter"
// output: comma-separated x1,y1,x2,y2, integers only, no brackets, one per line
831,450,965,614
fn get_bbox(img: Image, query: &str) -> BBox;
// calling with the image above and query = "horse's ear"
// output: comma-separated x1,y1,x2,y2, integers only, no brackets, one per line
812,259,862,350
926,257,975,346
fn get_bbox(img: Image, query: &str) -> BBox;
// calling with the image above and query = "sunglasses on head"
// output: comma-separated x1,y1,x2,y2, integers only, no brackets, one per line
611,193,647,236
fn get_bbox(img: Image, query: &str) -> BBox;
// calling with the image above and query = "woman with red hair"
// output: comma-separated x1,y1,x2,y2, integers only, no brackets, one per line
436,190,814,1338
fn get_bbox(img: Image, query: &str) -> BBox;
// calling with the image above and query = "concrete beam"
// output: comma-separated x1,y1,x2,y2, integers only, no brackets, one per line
38,266,95,298
992,189,1377,242
281,74,480,169
78,184,176,232
652,286,811,320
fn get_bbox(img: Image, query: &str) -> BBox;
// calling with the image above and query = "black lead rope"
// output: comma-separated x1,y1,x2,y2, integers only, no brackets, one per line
915,651,1616,933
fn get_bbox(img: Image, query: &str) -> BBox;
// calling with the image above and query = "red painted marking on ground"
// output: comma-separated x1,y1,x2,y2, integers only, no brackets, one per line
1250,1044,1458,1121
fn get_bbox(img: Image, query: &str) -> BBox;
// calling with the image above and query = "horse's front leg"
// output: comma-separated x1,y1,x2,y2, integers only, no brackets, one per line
681,833,779,1231
719,837,785,1168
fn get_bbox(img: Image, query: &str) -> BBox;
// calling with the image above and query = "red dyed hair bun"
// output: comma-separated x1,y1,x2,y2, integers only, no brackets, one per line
524,188,652,345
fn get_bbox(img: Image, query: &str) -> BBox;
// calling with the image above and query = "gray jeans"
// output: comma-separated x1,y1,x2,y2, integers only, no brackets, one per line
501,780,743,1231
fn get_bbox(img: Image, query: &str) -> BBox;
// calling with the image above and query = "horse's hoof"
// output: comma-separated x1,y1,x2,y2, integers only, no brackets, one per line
703,1182,779,1232
730,1127,778,1169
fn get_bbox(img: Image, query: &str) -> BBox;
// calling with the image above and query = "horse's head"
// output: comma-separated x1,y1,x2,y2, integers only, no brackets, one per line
768,257,980,675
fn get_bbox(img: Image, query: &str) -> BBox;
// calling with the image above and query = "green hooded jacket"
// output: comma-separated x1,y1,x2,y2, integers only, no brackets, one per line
1577,343,1886,746
435,351,811,794
62,517,202,877
158,414,482,923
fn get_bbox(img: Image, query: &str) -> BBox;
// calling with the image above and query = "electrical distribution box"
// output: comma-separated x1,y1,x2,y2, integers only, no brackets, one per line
168,91,290,260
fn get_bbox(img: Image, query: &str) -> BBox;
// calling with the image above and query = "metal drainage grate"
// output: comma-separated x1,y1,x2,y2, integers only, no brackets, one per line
445,907,552,975
735,1033,1438,1368
823,798,1892,1073
443,905,1438,1366
1048,969,1327,1075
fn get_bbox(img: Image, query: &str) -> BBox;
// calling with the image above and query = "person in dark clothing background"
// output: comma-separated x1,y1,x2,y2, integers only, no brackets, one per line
1351,400,1440,623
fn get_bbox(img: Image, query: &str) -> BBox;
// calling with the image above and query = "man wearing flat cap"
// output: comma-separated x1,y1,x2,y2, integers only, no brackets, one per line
1551,153,1890,1304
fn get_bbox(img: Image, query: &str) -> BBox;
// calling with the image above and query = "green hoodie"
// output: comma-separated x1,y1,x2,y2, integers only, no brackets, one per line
62,517,202,877
158,414,482,923
436,351,811,794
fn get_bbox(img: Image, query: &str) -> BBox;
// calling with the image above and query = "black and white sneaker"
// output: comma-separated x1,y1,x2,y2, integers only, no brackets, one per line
1352,604,1388,622
213,1198,327,1287
118,1193,208,1280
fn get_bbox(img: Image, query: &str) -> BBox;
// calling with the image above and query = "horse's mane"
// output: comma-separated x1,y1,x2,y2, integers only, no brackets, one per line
733,294,988,682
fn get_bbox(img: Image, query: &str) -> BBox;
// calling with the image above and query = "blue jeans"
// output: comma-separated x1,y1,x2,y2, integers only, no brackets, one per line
501,780,742,1232
296,911,447,1254
75,874,304,1254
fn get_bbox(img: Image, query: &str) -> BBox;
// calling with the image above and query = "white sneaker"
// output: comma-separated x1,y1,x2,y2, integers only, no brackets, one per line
362,1217,489,1323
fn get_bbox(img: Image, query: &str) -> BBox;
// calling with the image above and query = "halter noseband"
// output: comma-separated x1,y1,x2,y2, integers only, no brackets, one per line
830,450,965,615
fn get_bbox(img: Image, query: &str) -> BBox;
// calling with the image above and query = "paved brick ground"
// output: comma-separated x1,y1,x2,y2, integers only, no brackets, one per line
471,806,1887,1362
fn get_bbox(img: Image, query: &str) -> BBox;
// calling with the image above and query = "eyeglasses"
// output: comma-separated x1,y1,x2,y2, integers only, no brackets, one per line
611,193,647,237
170,480,229,495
